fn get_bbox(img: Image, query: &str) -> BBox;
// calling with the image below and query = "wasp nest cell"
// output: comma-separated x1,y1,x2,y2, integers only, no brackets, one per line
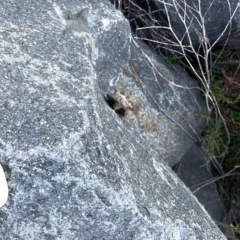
106,89,134,117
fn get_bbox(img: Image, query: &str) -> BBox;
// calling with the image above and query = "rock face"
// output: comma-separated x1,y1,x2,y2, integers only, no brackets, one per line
0,0,226,239
104,38,205,167
176,144,226,223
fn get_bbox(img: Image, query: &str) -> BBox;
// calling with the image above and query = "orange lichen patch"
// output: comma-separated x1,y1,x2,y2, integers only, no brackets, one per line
139,116,159,134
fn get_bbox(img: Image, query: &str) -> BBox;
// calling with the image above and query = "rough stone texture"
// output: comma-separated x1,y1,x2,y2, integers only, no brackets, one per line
105,38,205,167
131,0,240,49
0,0,226,239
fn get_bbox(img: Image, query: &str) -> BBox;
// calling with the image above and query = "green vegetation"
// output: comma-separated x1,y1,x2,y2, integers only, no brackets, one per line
200,46,240,238
216,220,240,240
162,39,240,240
164,42,240,240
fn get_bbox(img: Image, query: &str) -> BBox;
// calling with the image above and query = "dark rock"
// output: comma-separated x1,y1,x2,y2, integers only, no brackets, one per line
119,0,240,49
0,0,226,239
153,0,240,48
175,143,226,222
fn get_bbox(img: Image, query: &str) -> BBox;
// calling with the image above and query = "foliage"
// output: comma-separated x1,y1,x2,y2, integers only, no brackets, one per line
215,220,240,240
201,46,240,238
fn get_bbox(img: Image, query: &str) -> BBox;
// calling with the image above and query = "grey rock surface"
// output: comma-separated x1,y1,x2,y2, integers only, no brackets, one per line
0,0,226,239
107,38,205,167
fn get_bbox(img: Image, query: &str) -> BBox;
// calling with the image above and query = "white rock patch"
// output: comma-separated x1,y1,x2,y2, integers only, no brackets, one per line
0,164,8,208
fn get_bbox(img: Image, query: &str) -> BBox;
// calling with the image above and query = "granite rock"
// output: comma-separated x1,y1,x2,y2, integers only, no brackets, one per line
0,0,226,239
106,38,205,167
